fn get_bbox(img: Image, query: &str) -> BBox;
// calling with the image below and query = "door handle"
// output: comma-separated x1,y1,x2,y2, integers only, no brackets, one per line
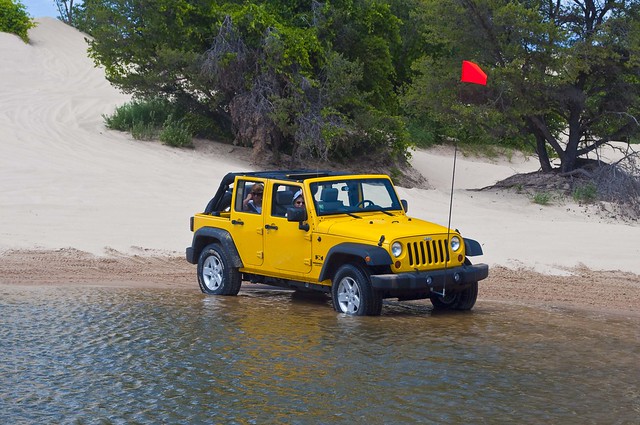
232,219,244,225
265,224,278,230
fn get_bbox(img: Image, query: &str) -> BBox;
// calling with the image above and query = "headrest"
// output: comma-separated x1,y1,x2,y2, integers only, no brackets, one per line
321,188,338,202
276,190,293,205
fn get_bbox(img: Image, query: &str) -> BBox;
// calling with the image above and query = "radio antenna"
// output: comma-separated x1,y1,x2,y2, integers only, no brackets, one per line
447,145,458,241
432,144,457,297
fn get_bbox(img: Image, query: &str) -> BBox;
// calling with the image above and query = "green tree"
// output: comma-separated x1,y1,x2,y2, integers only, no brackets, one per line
78,0,410,164
404,0,640,173
0,0,36,43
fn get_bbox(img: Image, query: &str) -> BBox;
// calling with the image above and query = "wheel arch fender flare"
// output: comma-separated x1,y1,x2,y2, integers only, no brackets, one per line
318,243,392,282
463,238,483,257
189,227,243,268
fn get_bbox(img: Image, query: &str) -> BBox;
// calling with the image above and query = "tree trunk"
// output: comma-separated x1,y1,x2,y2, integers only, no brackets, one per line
562,109,582,173
527,117,553,172
534,133,553,172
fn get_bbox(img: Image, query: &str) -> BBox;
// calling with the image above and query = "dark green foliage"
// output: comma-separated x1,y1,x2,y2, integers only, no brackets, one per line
0,0,35,43
320,0,402,112
181,113,232,142
75,0,639,175
77,0,410,164
406,115,444,149
404,0,640,173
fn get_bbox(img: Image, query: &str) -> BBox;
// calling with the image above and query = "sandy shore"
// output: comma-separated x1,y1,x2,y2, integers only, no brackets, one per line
2,249,639,316
2,19,640,315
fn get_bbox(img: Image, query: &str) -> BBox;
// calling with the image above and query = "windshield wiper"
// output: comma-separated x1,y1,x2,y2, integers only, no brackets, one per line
363,208,394,216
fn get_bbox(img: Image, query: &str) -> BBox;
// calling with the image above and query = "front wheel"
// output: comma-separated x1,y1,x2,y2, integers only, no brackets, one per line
430,282,478,311
197,243,241,295
331,264,382,316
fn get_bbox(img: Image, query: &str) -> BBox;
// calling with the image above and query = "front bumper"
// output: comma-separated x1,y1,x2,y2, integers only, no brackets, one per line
370,263,489,293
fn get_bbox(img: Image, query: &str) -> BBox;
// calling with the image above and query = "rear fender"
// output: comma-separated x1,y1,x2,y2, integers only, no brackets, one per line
187,227,243,267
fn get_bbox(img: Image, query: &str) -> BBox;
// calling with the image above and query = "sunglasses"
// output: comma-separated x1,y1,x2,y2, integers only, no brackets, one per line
252,192,263,196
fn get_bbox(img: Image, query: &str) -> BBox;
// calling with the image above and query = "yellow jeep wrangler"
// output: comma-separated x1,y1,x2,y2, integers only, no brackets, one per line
186,171,488,315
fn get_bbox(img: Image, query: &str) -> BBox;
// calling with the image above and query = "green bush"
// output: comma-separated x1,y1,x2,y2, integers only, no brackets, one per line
406,118,438,148
131,121,157,141
159,117,192,147
104,98,172,132
105,99,193,146
0,0,36,43
105,98,192,146
181,113,232,141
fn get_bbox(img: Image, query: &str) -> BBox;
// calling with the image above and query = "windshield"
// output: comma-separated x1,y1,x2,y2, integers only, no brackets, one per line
310,178,402,216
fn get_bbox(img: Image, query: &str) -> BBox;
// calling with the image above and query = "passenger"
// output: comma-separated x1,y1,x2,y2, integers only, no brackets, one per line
292,190,305,208
286,189,308,227
243,183,264,213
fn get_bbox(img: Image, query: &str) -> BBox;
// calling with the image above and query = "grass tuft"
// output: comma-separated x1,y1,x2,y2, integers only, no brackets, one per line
104,99,192,147
532,192,551,205
572,183,597,203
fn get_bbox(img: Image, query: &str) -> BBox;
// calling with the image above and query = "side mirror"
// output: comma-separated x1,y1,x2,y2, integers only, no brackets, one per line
286,207,307,223
401,199,408,213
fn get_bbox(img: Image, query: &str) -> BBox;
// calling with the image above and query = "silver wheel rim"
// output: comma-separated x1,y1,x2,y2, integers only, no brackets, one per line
202,253,224,291
337,276,361,314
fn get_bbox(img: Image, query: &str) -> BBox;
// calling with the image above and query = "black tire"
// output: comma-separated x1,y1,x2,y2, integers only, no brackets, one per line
197,243,241,295
429,282,478,311
430,258,478,311
454,281,478,310
331,264,382,316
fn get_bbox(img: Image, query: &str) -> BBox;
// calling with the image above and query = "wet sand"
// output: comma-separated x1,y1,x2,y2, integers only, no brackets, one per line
2,249,639,316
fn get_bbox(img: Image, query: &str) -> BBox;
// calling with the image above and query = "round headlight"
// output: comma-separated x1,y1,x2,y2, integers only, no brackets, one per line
450,236,461,252
391,242,403,257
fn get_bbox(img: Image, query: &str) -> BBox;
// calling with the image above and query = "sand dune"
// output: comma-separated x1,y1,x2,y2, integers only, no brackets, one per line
2,18,639,278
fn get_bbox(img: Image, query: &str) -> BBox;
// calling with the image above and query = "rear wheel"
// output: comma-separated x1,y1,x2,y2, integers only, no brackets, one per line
197,243,241,295
331,264,382,316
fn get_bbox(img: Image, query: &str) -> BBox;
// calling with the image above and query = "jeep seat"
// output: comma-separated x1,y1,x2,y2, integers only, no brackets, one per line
274,190,294,216
320,187,343,210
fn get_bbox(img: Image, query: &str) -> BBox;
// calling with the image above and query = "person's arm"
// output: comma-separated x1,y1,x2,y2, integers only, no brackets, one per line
243,193,253,210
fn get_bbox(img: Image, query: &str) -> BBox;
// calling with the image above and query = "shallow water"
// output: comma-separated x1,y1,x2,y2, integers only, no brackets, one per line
1,285,639,424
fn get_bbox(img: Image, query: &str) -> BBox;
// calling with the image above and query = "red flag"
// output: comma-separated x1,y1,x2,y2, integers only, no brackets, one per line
461,60,487,85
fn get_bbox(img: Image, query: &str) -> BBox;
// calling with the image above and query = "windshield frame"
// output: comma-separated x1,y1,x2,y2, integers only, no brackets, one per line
309,177,403,216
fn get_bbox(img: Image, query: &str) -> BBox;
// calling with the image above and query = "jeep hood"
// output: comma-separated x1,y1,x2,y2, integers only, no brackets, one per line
316,214,455,243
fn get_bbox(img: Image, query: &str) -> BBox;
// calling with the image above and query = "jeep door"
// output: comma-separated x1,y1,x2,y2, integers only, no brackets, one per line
231,179,265,267
263,183,312,275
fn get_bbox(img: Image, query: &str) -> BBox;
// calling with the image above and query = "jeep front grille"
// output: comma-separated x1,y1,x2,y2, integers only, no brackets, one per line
407,237,450,267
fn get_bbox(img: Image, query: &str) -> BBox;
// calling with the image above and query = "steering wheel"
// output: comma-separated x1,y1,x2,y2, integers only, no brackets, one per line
356,200,375,209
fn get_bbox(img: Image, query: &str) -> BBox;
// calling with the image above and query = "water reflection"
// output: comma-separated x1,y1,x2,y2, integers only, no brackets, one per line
1,285,638,424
